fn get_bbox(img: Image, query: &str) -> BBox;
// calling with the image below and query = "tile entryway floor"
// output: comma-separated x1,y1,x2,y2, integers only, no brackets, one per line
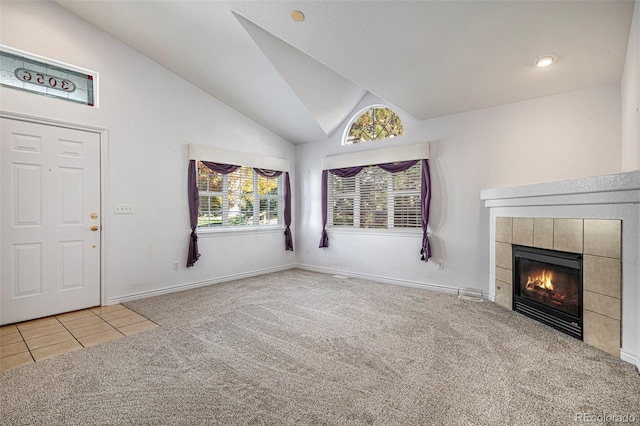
0,304,158,372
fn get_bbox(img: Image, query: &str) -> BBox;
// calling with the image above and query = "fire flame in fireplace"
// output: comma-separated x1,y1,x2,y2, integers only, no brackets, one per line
525,270,554,291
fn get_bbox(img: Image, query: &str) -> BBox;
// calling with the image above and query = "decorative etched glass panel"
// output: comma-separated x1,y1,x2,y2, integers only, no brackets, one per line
0,50,95,106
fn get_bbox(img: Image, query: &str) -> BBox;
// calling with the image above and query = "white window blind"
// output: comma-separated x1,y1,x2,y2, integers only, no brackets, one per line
197,162,283,228
328,163,421,230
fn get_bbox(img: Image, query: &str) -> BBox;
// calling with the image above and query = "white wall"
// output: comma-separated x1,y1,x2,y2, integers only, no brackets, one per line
622,0,640,172
0,1,296,304
296,86,621,293
0,1,625,308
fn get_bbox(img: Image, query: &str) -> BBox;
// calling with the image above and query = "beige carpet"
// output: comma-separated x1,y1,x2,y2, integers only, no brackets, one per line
1,269,638,425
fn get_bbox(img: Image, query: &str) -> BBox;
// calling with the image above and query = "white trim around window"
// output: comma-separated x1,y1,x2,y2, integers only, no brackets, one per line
321,141,429,170
189,143,290,173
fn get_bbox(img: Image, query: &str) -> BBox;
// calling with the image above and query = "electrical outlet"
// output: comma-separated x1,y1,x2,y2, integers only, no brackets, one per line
438,260,444,270
114,204,134,214
172,261,179,270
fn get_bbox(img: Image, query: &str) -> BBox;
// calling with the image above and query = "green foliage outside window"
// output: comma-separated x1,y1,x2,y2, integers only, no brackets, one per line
345,106,403,145
197,162,280,227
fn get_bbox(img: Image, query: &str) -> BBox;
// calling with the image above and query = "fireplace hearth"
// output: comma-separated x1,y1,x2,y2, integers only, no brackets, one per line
513,245,583,340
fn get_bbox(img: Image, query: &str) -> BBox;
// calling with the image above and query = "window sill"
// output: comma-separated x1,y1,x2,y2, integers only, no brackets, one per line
197,226,285,238
327,226,422,238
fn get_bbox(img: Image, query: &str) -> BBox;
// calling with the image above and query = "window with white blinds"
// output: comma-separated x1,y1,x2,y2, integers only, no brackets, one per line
197,162,283,228
328,162,421,229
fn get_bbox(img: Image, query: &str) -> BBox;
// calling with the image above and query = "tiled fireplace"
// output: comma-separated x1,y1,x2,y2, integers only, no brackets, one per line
494,217,621,356
481,171,640,369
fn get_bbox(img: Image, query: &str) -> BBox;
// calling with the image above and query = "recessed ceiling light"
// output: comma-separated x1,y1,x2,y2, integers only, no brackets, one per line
291,10,305,22
536,54,558,67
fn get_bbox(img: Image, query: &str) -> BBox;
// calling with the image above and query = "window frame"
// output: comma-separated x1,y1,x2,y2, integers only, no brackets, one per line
196,162,284,235
342,104,404,146
327,162,422,235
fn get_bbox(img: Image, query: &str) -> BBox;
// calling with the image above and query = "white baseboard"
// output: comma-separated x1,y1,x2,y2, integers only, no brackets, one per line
106,264,295,305
294,263,460,295
106,263,473,305
620,348,640,371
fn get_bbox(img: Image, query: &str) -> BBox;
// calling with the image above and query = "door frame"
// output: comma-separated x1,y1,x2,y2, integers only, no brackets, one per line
0,110,109,309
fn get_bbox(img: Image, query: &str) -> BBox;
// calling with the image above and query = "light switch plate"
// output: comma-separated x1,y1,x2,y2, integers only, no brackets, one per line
114,204,134,214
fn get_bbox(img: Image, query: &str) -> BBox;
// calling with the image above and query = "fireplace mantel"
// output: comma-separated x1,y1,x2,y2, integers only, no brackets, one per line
481,171,640,208
481,172,640,369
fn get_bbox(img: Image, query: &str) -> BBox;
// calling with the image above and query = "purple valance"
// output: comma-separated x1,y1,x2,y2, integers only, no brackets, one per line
330,166,363,178
328,160,417,179
187,161,293,267
255,168,283,179
319,159,432,262
378,159,419,173
200,161,241,175
201,162,285,181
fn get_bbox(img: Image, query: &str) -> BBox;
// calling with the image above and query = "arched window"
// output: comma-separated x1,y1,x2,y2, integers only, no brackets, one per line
343,105,403,145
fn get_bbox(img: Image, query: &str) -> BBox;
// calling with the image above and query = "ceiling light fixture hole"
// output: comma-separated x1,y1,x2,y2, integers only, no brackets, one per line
536,54,558,67
291,10,305,22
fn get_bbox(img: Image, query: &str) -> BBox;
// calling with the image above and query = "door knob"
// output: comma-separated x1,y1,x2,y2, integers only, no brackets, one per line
91,225,99,231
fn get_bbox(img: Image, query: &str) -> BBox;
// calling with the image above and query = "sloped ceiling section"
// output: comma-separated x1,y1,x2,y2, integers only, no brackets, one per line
233,12,366,137
54,1,635,144
241,1,634,121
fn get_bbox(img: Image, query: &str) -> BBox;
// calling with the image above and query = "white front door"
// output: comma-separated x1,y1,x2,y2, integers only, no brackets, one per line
1,118,101,325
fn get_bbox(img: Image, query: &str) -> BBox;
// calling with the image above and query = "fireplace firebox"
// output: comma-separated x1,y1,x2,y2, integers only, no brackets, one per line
513,245,583,340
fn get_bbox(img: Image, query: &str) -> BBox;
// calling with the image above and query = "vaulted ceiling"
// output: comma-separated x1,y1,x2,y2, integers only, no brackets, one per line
56,1,635,144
